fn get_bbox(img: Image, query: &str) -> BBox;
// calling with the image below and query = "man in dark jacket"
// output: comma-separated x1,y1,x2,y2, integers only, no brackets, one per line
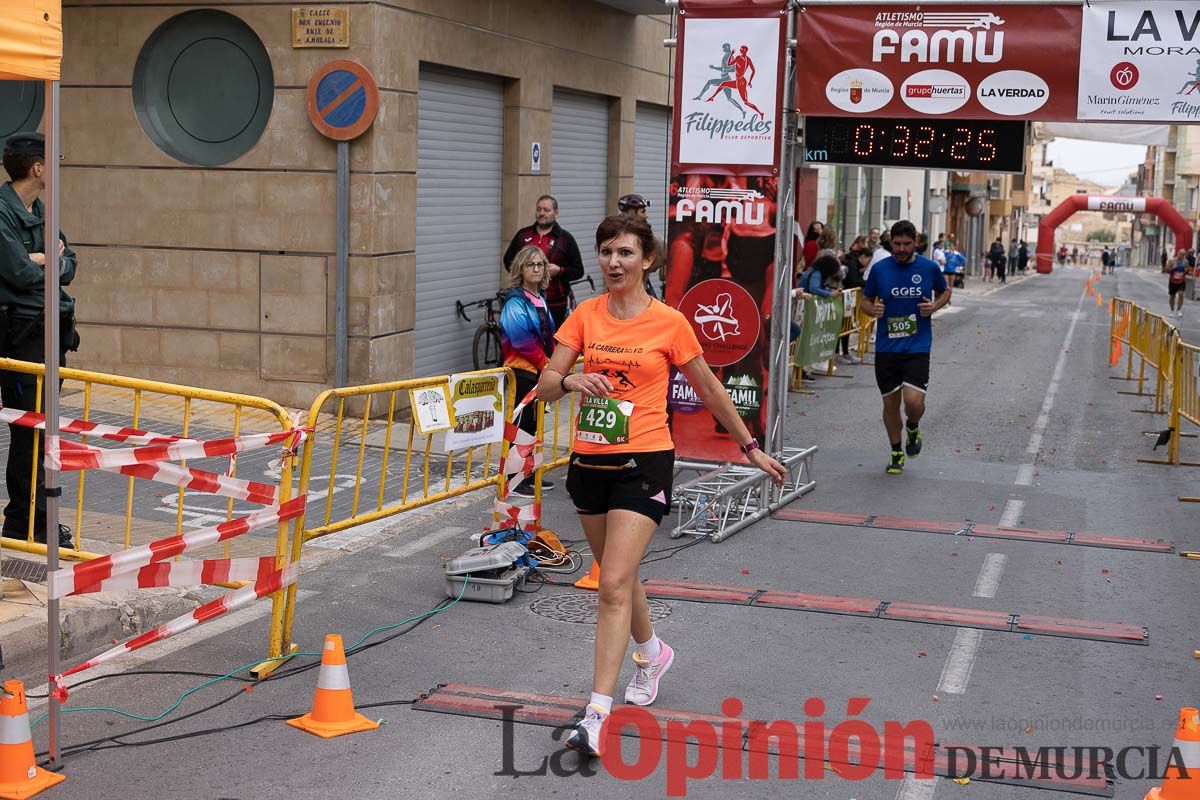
988,238,1005,283
502,195,584,327
0,132,79,548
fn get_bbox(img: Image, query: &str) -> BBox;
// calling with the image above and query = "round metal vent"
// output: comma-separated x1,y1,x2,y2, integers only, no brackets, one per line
529,593,672,626
0,82,44,141
133,10,274,166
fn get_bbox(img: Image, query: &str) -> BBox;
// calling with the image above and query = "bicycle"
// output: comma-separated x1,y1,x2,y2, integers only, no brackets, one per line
456,293,504,371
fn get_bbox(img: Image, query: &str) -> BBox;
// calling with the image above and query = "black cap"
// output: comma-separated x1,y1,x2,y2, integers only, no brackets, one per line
4,132,45,158
618,193,649,211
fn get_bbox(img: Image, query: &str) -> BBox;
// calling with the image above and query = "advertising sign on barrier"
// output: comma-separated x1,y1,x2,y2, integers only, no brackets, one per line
443,372,505,452
1078,2,1200,121
794,295,846,368
666,173,777,463
409,384,452,435
793,3,1083,121
672,3,786,173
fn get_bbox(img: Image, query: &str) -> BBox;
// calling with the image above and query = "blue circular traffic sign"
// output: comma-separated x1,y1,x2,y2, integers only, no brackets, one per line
306,60,379,141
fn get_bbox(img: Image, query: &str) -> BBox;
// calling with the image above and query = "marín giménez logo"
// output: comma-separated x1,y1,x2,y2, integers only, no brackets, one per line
1111,62,1139,90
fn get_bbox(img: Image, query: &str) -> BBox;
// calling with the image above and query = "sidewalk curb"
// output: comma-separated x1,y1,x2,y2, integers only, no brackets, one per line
0,583,218,684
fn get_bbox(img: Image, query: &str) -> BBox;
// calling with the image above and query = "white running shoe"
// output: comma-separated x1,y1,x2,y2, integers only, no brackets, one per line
564,704,609,757
624,642,675,706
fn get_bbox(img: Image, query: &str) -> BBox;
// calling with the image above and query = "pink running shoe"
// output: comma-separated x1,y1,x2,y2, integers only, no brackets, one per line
624,642,674,706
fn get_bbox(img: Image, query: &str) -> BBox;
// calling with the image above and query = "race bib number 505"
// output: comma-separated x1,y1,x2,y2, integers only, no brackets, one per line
576,396,634,445
886,314,918,339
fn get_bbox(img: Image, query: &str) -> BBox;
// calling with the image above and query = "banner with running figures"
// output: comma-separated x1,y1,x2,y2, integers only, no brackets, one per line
665,173,777,463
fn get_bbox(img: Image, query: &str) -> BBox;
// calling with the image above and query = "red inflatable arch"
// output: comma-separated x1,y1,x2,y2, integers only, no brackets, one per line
1036,196,1193,273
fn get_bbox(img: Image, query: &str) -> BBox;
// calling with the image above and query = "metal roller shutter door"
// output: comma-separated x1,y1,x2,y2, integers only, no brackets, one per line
551,90,610,281
634,103,671,236
415,68,504,377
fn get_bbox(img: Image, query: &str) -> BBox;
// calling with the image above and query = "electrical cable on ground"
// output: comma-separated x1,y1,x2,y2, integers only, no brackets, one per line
30,578,469,743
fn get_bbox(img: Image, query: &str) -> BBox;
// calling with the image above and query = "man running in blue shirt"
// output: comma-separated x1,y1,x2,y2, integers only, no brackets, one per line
860,220,952,474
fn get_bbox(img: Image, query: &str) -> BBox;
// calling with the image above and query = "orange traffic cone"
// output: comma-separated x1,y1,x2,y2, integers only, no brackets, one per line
575,558,600,590
1146,707,1200,799
1097,292,1104,307
287,634,379,738
0,680,65,800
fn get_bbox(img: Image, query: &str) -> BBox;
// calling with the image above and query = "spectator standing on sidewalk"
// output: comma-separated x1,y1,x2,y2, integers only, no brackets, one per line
0,132,79,548
1018,240,1029,273
503,195,585,327
988,238,1005,283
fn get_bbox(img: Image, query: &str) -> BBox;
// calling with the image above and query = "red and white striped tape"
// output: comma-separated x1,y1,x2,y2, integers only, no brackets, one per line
57,563,299,680
0,405,187,445
492,391,544,529
111,459,280,505
66,555,282,597
48,429,307,472
46,496,305,599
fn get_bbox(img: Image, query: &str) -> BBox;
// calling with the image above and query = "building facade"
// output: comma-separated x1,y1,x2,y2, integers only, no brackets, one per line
0,1,673,407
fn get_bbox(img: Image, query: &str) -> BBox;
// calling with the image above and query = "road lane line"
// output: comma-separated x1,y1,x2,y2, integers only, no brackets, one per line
385,526,468,559
999,499,1024,528
28,589,317,713
937,628,982,695
1023,284,1089,458
895,773,939,800
972,554,1008,599
1014,464,1035,486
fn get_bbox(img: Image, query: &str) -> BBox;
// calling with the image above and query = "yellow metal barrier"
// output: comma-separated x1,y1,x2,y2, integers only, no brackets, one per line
1144,339,1200,470
0,358,298,666
279,368,515,661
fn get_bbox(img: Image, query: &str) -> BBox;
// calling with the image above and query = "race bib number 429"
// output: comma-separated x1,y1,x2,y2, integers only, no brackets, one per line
576,396,633,445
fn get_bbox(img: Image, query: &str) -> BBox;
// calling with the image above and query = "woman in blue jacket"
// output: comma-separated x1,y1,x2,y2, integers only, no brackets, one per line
499,246,558,496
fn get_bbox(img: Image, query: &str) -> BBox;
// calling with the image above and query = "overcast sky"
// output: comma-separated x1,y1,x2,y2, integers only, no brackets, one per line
1045,138,1147,189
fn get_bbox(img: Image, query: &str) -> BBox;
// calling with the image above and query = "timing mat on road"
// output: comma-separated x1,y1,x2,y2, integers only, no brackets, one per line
640,580,1148,645
773,509,1174,553
413,683,1113,796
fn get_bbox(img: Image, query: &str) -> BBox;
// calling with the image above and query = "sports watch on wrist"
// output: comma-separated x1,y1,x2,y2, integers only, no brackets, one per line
560,373,571,393
739,437,760,455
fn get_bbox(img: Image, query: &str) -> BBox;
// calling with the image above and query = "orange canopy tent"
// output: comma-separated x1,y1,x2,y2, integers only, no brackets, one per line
0,0,62,80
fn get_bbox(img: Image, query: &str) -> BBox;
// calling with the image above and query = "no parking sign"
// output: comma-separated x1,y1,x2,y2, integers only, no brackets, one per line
306,59,379,140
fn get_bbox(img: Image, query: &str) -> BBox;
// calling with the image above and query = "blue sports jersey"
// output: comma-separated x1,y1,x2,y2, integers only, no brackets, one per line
863,254,948,354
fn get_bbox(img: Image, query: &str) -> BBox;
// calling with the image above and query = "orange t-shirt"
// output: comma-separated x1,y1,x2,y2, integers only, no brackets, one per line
554,296,705,454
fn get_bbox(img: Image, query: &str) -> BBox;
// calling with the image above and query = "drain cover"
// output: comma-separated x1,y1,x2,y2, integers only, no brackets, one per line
1,558,47,583
529,593,671,625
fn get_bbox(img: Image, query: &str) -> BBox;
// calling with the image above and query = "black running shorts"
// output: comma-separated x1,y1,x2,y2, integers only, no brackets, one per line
874,352,931,396
565,450,675,525
1169,282,1186,296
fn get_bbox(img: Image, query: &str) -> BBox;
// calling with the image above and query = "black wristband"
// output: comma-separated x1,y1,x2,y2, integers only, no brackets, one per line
560,373,570,393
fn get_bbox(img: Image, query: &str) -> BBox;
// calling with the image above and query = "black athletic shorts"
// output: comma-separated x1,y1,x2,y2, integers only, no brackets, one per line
874,352,931,396
565,450,674,525
1169,282,1186,296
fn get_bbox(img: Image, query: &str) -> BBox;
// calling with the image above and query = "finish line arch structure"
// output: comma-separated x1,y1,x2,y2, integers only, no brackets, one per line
1037,196,1193,273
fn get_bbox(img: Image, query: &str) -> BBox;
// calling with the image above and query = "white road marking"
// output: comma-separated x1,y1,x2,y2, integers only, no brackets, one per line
937,628,982,695
999,499,1025,528
1024,285,1089,457
936,305,964,316
973,554,1008,599
895,773,939,800
28,589,317,713
385,526,468,559
1014,464,1035,486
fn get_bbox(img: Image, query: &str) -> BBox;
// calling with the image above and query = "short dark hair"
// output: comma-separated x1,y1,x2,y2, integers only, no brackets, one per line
595,214,659,274
2,153,41,182
813,253,841,279
537,194,558,211
890,220,917,241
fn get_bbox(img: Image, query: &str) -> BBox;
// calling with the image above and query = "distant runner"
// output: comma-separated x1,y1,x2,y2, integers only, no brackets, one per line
1169,249,1188,319
860,220,952,474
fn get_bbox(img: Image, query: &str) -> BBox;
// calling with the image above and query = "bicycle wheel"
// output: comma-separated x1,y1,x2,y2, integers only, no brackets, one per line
473,324,504,371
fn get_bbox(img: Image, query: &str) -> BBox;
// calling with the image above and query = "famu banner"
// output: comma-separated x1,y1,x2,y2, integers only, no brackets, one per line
794,295,845,368
672,1,786,174
666,173,777,464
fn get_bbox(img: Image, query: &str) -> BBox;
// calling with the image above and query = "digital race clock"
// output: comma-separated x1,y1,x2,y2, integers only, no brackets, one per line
802,117,1027,173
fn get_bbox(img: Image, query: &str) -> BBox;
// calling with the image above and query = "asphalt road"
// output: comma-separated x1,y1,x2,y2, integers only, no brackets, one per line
21,265,1198,800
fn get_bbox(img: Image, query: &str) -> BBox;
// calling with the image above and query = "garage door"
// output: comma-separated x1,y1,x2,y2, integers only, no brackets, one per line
551,90,610,282
415,68,504,377
634,103,671,236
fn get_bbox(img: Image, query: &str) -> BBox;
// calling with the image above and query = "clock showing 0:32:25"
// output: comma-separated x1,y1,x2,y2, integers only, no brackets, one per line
802,117,1027,173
